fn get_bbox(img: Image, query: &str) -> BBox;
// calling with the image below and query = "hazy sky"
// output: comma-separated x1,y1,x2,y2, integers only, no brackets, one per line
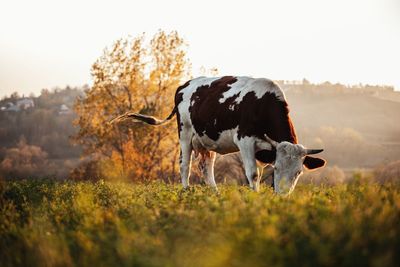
0,0,399,96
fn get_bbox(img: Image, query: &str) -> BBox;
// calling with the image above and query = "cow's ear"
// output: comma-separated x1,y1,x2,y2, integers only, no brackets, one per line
303,156,326,170
255,150,276,164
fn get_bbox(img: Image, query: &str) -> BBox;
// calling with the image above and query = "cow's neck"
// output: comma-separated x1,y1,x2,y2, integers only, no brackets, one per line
266,104,298,144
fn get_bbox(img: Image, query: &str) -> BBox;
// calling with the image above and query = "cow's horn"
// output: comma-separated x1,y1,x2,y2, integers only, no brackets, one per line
305,149,324,155
264,134,278,148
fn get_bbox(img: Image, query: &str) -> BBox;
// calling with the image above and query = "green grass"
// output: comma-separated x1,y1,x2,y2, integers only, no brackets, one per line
1,180,399,267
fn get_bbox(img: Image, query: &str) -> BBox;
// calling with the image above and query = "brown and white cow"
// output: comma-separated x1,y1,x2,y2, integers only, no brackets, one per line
112,76,326,194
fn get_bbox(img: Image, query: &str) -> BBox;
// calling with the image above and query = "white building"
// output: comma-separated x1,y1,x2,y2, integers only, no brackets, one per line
0,98,35,112
16,98,35,109
59,104,72,115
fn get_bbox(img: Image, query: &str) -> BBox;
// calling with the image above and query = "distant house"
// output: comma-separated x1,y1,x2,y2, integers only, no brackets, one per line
2,102,20,112
16,98,35,109
59,104,72,115
0,98,35,112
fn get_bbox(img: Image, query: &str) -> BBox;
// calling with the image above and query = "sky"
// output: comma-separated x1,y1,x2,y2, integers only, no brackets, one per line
0,0,399,96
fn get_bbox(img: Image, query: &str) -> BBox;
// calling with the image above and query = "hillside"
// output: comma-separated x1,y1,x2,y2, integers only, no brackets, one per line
286,88,400,142
0,87,85,179
277,83,400,169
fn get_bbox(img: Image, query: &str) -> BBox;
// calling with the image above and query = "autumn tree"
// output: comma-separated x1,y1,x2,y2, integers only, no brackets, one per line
73,31,190,181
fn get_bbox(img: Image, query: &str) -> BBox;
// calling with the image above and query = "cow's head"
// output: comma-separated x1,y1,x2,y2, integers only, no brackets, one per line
264,135,326,195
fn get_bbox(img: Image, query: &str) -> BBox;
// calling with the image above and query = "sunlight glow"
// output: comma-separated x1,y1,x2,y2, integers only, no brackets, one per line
0,0,399,96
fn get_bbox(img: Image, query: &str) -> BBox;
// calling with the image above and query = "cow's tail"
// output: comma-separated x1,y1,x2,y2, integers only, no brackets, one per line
109,107,177,126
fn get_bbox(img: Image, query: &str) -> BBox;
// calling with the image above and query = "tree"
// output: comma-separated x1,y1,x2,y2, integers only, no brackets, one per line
73,31,191,181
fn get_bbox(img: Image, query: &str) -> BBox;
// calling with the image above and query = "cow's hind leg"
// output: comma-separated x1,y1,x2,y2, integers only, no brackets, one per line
238,138,260,191
179,131,193,189
199,151,217,189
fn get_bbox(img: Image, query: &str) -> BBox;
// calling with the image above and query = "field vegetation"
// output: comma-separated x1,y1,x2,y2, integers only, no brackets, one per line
1,179,399,267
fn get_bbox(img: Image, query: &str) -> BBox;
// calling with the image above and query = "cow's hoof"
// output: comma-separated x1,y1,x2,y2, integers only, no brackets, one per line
181,186,190,192
208,186,219,194
180,186,196,193
252,184,260,192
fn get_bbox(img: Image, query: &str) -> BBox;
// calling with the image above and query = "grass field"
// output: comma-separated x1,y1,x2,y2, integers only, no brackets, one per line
1,179,399,267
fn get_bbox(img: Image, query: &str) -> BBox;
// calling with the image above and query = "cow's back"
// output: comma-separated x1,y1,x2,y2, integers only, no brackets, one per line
175,76,297,153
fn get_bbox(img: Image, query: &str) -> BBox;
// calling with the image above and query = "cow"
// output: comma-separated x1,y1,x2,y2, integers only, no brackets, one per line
111,76,326,194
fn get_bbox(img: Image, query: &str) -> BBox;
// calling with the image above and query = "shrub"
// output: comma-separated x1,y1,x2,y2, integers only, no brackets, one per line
299,165,346,186
0,137,51,179
373,160,400,184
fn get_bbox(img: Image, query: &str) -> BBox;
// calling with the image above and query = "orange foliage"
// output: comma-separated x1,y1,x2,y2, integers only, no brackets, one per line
73,31,190,181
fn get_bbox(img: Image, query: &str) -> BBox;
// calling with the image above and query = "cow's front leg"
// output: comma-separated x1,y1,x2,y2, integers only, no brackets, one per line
238,138,260,191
